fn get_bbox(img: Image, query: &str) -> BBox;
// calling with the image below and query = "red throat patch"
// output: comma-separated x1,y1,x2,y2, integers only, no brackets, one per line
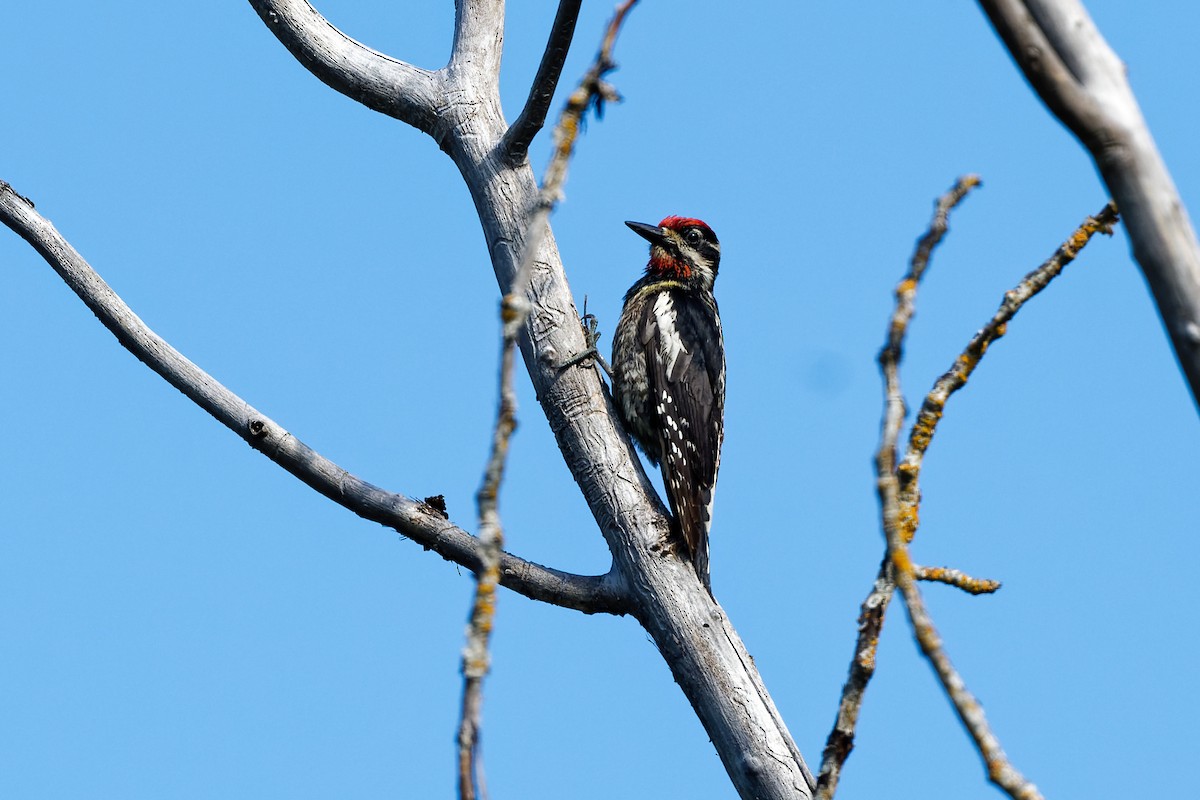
649,250,691,279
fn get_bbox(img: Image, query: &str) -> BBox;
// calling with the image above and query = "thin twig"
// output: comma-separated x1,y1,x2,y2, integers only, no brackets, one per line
884,203,1117,800
457,328,517,800
886,533,1041,798
914,565,1002,595
0,181,630,616
820,190,1119,800
816,176,980,800
813,554,895,800
455,5,640,798
900,202,1120,490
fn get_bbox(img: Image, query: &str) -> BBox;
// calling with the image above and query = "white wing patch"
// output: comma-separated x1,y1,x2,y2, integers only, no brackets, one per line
652,292,689,377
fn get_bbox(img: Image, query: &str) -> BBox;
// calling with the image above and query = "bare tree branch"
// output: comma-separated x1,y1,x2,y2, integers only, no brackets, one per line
886,550,1043,799
503,0,584,163
816,176,980,800
821,182,1116,799
814,555,893,800
458,6,638,793
900,202,1120,500
0,180,628,617
914,566,1002,595
506,0,634,336
886,202,1116,800
457,326,517,800
978,0,1200,412
450,0,505,85
874,202,1017,800
247,0,443,134
29,3,820,795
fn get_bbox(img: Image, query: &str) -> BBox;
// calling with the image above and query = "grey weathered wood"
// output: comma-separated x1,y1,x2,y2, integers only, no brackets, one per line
503,0,584,162
1,1,816,796
248,0,442,134
248,1,816,797
979,0,1200,412
0,181,628,617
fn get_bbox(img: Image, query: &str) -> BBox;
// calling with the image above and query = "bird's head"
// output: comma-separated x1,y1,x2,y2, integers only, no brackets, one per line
626,216,720,291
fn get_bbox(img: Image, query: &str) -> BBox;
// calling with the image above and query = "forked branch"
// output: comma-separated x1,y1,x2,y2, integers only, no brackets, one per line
880,201,1117,800
14,2,812,796
819,180,1117,800
816,176,981,800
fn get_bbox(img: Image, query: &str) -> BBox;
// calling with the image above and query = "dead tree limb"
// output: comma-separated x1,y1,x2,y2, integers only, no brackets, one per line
819,182,1116,800
978,0,1200,412
816,177,981,800
457,6,637,794
0,181,627,617
885,202,1115,800
247,4,816,796
3,3,816,797
503,0,584,162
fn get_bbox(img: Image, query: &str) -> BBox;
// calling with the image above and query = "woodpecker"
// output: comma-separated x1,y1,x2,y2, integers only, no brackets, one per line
612,216,724,591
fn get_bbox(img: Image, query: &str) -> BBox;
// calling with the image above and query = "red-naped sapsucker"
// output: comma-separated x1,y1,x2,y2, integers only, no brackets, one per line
612,216,724,591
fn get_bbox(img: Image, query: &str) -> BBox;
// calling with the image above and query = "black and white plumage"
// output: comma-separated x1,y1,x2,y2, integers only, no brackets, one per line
612,216,724,591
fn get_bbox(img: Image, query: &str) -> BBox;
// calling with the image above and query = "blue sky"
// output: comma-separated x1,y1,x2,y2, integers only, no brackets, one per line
2,2,1197,798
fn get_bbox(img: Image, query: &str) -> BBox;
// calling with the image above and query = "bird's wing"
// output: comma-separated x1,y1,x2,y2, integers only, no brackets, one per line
640,291,724,588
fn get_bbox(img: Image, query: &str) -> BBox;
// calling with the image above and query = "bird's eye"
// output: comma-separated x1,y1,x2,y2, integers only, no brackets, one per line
684,228,703,246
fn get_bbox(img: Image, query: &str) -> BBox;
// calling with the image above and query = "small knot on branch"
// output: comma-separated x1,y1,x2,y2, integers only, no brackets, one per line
421,495,449,519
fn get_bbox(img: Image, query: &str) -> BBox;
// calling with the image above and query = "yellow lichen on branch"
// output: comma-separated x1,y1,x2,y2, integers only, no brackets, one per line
881,201,1118,800
821,182,1118,800
915,565,1002,595
816,176,982,800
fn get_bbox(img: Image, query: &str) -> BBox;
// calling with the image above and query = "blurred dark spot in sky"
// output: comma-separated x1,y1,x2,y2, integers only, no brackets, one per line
802,350,854,396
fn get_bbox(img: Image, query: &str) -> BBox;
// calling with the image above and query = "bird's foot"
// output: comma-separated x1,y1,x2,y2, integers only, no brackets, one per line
560,299,613,379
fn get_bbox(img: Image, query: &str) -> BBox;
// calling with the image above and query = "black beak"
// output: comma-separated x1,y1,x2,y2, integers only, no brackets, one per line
625,220,667,247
